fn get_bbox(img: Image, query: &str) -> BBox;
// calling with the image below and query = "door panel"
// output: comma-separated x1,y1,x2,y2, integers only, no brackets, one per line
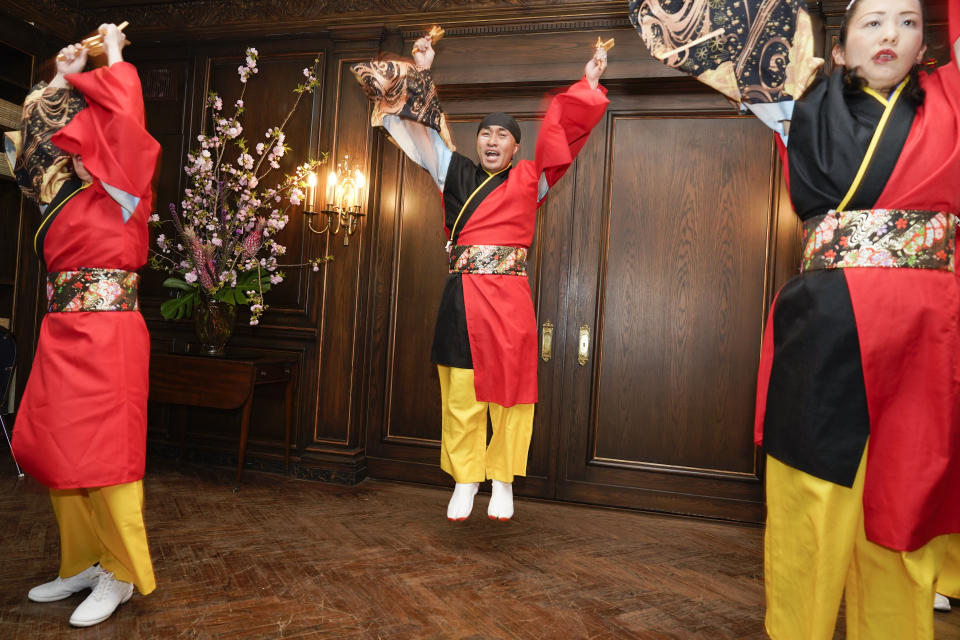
559,113,776,521
385,154,448,445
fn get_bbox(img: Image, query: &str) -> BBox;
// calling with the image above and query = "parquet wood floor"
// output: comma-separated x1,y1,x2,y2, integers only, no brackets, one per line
1,454,959,639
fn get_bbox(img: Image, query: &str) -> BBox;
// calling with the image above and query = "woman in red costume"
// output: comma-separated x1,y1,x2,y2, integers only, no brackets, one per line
4,24,160,627
740,0,960,637
630,0,959,635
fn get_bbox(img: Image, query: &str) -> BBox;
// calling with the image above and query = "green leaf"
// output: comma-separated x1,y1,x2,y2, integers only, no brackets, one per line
159,289,199,321
162,277,197,292
215,288,237,305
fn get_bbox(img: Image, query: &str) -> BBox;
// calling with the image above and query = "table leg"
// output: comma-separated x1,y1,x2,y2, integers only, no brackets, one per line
236,393,254,486
176,406,186,460
283,375,293,473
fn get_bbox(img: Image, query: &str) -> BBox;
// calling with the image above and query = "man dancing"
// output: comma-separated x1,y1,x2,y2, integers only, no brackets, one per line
353,33,609,521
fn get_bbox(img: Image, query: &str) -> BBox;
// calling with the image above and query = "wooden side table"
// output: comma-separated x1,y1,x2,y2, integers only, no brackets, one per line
149,351,296,484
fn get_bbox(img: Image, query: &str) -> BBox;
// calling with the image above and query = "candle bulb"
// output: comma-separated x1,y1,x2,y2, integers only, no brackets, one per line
355,170,365,210
306,172,317,211
326,171,337,208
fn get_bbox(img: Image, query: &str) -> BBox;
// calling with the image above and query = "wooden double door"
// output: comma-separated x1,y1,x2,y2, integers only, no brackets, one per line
365,82,795,524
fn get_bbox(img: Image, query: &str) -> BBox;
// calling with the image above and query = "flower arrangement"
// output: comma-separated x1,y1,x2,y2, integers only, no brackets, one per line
151,47,329,326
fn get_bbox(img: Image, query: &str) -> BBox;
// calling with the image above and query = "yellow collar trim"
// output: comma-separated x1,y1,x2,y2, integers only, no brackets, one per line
482,163,512,178
449,164,511,243
862,76,910,106
34,181,92,256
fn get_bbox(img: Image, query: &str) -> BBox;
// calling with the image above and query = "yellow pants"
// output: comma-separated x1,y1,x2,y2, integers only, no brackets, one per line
938,537,960,598
764,450,954,640
437,365,535,484
50,479,156,595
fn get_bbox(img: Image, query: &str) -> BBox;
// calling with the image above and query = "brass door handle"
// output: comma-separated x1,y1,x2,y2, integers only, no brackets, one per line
578,324,590,366
541,321,554,362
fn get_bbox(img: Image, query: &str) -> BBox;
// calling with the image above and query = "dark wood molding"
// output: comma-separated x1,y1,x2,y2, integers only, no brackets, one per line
398,15,631,40
147,442,367,484
69,1,628,43
1,0,78,43
327,24,388,47
296,449,367,484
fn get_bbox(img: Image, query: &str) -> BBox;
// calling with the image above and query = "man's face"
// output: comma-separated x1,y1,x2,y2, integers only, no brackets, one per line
476,125,519,173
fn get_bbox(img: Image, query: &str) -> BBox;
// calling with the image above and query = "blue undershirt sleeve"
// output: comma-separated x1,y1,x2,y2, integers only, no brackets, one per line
381,114,453,190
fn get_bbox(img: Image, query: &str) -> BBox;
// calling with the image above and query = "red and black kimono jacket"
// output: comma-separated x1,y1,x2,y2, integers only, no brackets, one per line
755,9,960,551
12,62,160,489
375,76,608,407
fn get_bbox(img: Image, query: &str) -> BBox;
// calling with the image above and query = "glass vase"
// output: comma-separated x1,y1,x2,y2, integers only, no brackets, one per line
194,297,237,356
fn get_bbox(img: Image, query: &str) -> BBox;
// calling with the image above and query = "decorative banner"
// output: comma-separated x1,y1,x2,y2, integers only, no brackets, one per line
350,56,455,150
628,0,823,105
11,83,87,205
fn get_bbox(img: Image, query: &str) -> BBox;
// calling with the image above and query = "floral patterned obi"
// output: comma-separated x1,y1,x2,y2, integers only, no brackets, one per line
449,245,527,276
46,268,140,313
801,209,957,272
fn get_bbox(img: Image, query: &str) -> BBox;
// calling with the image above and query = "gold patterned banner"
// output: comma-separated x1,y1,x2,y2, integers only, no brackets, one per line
13,83,87,204
350,57,455,151
629,0,823,104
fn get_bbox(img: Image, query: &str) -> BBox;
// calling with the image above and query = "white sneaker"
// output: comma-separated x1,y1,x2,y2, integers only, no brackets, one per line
935,592,952,612
27,565,101,603
69,569,134,627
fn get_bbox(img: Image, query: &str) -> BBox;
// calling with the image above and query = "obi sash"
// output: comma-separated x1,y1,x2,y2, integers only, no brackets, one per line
449,245,527,276
801,209,957,272
46,268,140,312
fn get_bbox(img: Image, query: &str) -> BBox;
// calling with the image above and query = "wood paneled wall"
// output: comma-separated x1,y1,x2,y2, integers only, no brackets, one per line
134,33,384,483
3,0,952,521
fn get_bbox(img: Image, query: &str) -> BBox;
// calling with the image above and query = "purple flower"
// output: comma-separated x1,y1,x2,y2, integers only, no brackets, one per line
241,217,266,258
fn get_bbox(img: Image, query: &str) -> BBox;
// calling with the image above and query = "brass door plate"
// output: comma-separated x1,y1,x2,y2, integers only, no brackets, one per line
541,321,553,362
577,324,590,366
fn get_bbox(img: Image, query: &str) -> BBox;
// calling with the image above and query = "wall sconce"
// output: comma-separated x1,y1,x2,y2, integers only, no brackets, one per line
303,154,366,246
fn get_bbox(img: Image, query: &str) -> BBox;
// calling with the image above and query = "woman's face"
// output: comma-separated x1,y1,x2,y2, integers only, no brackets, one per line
72,154,92,182
833,0,925,93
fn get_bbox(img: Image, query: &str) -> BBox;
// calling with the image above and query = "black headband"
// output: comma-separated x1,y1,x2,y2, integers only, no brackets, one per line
477,112,521,143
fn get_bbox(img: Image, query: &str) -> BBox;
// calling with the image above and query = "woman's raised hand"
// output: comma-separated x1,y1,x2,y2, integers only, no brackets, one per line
98,23,126,65
50,43,88,88
56,43,88,76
